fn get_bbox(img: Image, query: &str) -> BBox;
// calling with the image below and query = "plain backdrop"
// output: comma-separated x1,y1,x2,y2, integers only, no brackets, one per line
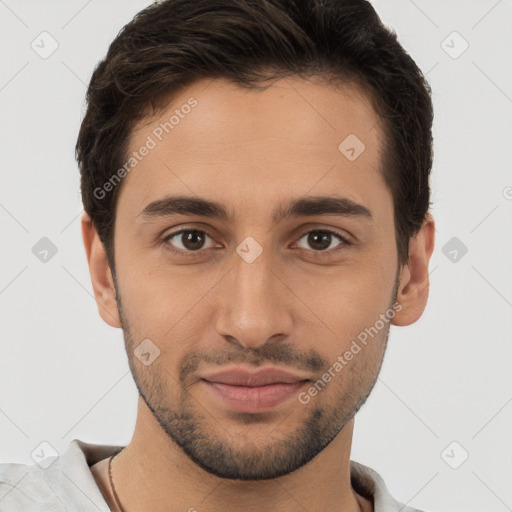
0,1,511,511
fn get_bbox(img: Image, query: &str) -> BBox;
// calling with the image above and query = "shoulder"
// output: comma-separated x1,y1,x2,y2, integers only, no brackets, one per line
0,458,67,511
350,460,428,512
0,439,122,512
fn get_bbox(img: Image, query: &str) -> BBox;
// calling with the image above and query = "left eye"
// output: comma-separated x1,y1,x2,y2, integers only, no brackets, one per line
294,230,350,253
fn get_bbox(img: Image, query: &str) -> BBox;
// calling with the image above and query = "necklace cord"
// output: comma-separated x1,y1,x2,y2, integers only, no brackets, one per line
108,453,126,512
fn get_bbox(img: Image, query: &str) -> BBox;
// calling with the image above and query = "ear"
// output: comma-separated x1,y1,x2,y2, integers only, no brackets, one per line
391,213,435,326
81,212,122,328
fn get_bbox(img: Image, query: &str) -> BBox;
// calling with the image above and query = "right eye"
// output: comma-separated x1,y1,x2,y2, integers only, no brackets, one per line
162,229,219,256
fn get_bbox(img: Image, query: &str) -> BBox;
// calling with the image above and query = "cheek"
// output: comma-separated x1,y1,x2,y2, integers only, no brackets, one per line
291,261,396,340
288,265,396,354
115,255,222,345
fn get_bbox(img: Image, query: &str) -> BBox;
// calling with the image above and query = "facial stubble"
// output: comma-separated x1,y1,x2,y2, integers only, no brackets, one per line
112,266,400,480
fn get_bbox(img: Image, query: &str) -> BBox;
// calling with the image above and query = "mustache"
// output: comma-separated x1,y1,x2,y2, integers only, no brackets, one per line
179,343,328,383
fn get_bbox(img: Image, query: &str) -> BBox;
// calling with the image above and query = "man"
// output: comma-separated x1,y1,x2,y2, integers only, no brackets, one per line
0,0,435,510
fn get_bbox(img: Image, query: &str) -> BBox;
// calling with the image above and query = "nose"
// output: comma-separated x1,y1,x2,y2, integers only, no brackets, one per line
214,244,294,349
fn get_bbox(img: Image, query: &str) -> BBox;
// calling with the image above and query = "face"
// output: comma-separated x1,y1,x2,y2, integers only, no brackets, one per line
107,76,402,479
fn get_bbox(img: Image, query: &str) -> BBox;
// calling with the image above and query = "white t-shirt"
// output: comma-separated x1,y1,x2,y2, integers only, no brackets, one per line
0,439,425,511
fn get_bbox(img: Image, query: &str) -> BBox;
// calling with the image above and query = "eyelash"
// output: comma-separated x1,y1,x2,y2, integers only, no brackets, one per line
162,228,352,258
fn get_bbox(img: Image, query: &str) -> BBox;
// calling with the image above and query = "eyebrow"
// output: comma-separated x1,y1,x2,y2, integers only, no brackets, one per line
138,195,373,224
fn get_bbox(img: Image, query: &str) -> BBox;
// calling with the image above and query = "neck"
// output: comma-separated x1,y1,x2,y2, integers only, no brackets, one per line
109,397,369,512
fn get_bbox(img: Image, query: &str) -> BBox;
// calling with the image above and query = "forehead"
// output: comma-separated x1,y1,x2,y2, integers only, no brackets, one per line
118,76,388,219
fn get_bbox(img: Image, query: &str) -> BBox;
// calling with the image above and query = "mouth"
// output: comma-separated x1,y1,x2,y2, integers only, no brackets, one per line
199,367,311,413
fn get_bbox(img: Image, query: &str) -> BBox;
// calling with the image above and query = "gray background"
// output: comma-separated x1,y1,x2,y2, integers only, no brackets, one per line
1,1,511,511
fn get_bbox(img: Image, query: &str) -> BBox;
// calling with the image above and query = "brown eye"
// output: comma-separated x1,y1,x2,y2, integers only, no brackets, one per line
163,229,215,255
295,230,350,254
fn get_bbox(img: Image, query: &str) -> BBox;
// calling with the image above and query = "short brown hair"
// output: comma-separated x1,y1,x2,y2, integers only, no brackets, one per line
76,0,434,270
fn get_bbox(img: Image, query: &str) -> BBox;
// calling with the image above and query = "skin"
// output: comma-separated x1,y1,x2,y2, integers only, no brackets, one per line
84,76,435,512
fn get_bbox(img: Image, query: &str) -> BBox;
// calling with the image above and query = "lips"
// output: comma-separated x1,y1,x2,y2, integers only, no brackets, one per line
200,367,310,413
201,367,310,387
